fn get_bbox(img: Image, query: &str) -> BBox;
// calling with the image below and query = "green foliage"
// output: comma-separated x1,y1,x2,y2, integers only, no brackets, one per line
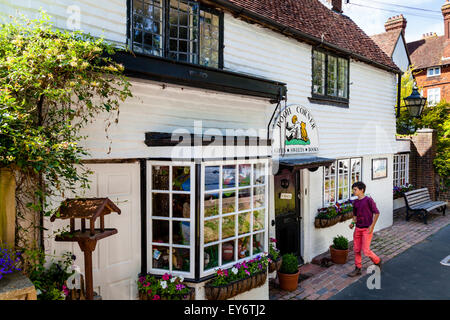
0,12,132,218
396,66,419,134
268,238,280,261
332,235,349,250
279,253,298,274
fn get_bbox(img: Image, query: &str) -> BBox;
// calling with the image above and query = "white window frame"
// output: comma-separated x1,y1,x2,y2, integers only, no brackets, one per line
323,157,362,206
147,161,196,279
200,159,269,278
393,154,409,187
427,87,441,106
427,67,441,77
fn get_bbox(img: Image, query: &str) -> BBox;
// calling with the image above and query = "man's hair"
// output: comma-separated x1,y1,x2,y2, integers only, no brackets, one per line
352,181,366,192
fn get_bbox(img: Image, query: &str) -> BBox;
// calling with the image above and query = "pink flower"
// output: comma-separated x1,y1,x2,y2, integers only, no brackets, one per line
217,269,224,276
270,238,277,243
139,276,145,283
176,284,185,291
245,270,250,276
162,273,170,281
62,285,69,296
152,294,160,300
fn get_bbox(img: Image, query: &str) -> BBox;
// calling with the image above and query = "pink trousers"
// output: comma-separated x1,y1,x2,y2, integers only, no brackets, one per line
353,227,380,268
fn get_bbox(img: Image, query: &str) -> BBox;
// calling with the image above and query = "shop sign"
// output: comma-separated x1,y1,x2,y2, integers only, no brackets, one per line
272,104,319,155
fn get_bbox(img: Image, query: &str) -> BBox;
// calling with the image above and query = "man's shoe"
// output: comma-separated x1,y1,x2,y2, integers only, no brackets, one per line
375,258,382,271
347,267,362,277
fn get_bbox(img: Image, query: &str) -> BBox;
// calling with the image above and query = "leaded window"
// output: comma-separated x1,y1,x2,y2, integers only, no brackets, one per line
131,0,222,68
312,49,349,100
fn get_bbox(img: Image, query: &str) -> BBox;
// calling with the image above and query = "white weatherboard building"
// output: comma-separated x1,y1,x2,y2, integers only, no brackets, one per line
2,0,403,299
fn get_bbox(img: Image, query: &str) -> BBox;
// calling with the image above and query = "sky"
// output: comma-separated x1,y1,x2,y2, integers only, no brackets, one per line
324,0,447,43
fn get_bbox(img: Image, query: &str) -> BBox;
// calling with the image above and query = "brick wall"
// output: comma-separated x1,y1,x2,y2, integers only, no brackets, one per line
415,66,450,103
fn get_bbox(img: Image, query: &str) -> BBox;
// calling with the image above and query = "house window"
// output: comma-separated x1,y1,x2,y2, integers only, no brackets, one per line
148,162,195,278
312,50,349,100
393,154,409,187
131,0,221,68
201,160,268,277
427,87,440,106
427,67,441,77
324,158,362,206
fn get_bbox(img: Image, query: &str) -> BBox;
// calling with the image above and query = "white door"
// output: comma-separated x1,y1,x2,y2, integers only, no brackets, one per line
44,162,141,300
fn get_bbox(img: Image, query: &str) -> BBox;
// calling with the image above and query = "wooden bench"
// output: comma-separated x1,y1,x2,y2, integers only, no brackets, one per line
404,188,447,224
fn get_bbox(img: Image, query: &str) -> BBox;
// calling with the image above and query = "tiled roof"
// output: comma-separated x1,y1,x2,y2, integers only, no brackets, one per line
214,0,400,72
370,30,402,58
407,36,447,69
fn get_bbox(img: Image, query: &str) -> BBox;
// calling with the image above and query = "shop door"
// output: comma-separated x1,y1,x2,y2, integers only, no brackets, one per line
274,169,302,259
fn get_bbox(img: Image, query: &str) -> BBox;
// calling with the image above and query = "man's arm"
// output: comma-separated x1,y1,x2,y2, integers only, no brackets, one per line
368,213,379,234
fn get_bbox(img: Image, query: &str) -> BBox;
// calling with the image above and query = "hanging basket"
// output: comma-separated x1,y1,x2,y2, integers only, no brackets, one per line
268,257,282,273
204,270,267,300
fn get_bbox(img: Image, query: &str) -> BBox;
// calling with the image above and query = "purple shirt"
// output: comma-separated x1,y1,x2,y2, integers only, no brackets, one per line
353,196,379,228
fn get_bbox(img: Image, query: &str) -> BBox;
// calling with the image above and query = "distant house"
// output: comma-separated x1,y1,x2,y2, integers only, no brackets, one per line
407,1,450,105
371,15,411,73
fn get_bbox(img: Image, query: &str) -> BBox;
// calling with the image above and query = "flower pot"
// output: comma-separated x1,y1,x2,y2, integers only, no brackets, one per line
277,269,300,291
329,245,349,264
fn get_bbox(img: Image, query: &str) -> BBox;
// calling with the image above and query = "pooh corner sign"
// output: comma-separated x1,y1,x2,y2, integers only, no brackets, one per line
271,104,319,155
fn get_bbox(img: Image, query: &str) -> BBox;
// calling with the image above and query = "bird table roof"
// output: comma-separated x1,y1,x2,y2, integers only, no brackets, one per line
50,198,121,222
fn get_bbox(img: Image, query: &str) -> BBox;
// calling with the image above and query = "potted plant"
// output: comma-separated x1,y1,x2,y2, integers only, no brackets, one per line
330,235,349,264
277,253,299,291
137,273,195,300
268,238,282,273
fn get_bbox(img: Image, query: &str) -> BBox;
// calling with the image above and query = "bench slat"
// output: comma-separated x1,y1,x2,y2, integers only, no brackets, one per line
410,201,446,211
407,195,431,204
404,188,429,196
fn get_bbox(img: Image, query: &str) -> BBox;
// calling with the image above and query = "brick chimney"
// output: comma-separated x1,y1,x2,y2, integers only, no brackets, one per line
422,32,438,39
331,0,343,13
384,15,407,37
442,1,450,40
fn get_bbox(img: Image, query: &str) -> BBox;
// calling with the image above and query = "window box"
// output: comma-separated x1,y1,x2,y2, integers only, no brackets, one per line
137,273,196,300
314,200,353,229
393,183,414,200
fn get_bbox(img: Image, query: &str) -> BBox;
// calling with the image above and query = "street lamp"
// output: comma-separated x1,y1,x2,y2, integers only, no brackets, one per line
403,85,427,118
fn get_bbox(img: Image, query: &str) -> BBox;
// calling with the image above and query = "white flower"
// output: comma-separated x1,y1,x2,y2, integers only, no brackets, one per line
178,276,184,283
160,281,167,289
231,267,238,275
170,276,177,283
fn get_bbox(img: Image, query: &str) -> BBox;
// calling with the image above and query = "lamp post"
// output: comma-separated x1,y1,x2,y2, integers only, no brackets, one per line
402,85,427,118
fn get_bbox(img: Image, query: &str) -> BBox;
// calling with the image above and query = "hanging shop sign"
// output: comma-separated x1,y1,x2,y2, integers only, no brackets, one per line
272,104,319,155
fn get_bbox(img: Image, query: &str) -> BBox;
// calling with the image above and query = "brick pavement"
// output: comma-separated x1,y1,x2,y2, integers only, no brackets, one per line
269,209,449,300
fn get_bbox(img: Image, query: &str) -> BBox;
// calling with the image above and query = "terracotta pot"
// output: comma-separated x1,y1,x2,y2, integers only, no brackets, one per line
277,270,300,291
329,245,349,264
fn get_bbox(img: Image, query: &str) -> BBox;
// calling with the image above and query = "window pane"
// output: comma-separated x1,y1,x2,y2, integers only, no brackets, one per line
254,163,265,185
222,165,236,189
254,186,265,208
204,218,219,244
313,51,325,95
172,166,190,191
204,192,219,217
152,245,170,270
200,9,220,68
172,248,190,272
204,244,219,271
327,55,338,96
152,166,169,190
253,209,265,231
238,212,251,235
205,166,220,190
238,188,251,211
239,164,251,187
338,58,348,98
173,221,190,245
253,233,264,255
133,0,163,57
152,193,169,217
173,193,190,218
222,215,236,239
238,236,250,259
222,240,235,265
152,219,169,243
222,191,236,214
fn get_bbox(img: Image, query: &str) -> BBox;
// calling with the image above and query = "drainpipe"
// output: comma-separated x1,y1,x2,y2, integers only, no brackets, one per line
396,73,402,118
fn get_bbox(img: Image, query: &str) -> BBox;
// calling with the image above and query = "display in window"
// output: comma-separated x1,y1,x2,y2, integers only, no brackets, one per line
238,188,251,211
152,165,169,190
222,240,235,264
253,233,264,254
222,191,236,214
172,166,191,191
152,193,169,217
222,165,236,189
172,221,190,245
254,163,265,185
205,166,220,190
238,236,250,259
152,245,170,270
204,245,219,271
238,164,251,187
152,219,169,243
253,186,265,208
204,218,219,244
222,215,235,239
173,193,190,218
238,212,251,235
172,247,190,272
253,209,265,231
204,192,219,217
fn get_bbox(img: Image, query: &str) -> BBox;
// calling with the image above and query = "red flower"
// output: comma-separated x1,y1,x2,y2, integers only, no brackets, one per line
152,294,160,300
162,273,170,281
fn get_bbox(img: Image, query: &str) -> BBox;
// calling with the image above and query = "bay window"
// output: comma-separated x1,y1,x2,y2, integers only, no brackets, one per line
323,158,361,206
130,0,222,68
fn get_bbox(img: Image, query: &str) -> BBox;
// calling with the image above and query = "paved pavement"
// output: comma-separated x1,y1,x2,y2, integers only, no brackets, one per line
270,208,450,300
330,223,450,299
